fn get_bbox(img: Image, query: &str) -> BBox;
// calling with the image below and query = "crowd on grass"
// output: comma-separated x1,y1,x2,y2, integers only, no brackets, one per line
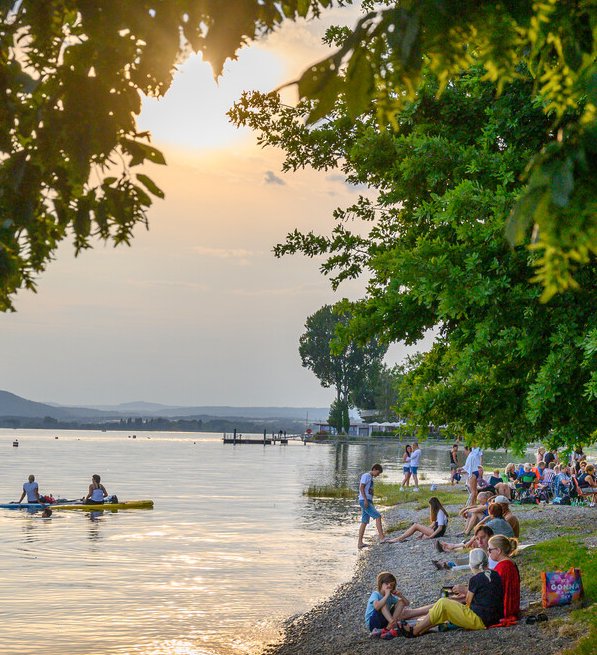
357,442,594,640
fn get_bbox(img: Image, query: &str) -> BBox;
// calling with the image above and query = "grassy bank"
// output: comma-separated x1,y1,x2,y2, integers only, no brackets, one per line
303,482,467,510
518,534,596,655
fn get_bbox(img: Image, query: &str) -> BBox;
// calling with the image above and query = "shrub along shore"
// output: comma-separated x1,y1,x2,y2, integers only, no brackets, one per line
266,484,596,655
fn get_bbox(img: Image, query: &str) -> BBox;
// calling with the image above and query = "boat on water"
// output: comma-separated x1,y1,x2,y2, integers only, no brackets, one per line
0,500,154,511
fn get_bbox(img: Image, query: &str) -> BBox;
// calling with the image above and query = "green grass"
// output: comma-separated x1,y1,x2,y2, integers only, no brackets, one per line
302,482,468,509
375,482,468,509
518,534,596,654
303,485,355,499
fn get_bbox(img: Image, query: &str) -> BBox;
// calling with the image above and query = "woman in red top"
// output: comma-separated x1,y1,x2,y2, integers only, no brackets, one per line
488,534,520,619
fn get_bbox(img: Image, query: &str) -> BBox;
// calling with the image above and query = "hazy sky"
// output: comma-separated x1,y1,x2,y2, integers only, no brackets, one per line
1,7,427,407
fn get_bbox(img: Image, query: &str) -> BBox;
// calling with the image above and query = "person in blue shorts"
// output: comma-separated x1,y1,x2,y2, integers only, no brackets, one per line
358,463,385,549
409,442,422,491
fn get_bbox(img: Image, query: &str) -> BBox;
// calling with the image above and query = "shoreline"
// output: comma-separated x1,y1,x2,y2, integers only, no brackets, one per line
262,490,595,655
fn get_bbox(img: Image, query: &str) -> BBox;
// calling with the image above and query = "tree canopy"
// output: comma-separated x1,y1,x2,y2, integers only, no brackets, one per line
299,303,387,432
0,1,594,309
0,0,334,310
230,64,597,451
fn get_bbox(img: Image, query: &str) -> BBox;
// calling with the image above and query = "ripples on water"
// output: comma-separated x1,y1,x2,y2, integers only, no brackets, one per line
0,430,522,655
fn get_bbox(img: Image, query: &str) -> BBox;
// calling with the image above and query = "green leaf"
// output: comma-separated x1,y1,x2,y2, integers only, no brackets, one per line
550,158,574,208
345,51,374,118
136,174,165,199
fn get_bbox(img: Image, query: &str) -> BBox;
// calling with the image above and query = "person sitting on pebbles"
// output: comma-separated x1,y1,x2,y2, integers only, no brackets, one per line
384,497,448,543
395,549,504,637
365,572,410,633
475,501,515,537
457,491,495,536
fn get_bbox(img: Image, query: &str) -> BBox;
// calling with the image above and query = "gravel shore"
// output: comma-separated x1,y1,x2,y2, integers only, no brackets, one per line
263,494,594,655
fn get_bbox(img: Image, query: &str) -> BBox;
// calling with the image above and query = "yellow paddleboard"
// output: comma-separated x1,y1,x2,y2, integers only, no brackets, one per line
52,500,154,511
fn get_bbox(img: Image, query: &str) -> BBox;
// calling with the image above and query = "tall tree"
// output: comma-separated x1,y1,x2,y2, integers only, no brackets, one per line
231,65,597,451
0,1,594,309
299,304,387,433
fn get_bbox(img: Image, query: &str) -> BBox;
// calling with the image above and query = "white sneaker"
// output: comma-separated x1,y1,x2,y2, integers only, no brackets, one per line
413,487,419,492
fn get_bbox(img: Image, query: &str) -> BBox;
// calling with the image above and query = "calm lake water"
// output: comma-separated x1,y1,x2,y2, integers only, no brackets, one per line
0,429,523,655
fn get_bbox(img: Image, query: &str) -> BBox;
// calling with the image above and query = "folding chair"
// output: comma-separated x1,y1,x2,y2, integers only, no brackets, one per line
572,476,597,506
514,472,537,501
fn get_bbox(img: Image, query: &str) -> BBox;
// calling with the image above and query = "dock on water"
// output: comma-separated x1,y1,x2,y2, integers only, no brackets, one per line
223,429,289,445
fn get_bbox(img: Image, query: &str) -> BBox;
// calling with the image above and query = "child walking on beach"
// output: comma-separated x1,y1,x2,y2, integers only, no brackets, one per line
365,572,409,632
358,463,385,549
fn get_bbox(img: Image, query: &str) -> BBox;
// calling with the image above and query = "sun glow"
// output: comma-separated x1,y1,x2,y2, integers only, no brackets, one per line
138,47,284,152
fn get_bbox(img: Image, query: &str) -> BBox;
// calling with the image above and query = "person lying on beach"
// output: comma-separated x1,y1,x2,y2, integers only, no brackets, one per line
385,497,448,543
396,549,504,637
365,572,410,631
488,535,520,620
433,525,495,570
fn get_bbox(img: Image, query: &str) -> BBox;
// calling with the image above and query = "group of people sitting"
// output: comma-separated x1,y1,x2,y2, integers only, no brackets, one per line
464,456,596,508
366,470,532,637
367,534,520,638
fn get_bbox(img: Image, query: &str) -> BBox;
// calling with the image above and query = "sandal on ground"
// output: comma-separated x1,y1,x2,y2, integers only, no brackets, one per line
526,613,548,624
435,540,444,553
432,559,448,570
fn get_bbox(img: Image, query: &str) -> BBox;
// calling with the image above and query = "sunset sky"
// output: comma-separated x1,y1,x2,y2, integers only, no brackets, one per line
0,6,425,408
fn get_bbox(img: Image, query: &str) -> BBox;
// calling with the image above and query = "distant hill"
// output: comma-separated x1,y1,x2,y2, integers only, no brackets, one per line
77,402,330,421
0,390,330,422
0,390,73,419
0,390,120,419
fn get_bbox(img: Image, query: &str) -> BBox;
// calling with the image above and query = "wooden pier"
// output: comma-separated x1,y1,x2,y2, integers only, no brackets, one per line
222,429,290,445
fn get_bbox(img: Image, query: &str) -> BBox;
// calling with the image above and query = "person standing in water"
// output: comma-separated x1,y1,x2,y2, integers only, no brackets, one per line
85,474,108,505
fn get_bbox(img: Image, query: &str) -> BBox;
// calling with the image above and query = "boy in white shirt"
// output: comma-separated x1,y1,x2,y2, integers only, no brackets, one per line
358,464,385,549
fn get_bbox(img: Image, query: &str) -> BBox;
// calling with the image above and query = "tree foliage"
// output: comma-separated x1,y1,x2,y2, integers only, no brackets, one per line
0,0,334,310
299,303,387,432
231,65,596,451
292,0,596,300
0,1,593,310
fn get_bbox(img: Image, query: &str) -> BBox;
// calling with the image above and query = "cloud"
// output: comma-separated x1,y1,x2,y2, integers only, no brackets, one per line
264,170,286,186
192,246,255,266
326,173,368,192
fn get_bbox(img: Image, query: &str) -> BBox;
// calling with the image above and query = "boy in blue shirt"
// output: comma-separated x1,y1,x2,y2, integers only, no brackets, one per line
366,572,409,634
358,463,385,549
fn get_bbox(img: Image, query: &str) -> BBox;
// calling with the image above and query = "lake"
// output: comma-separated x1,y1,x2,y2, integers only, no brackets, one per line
0,429,524,655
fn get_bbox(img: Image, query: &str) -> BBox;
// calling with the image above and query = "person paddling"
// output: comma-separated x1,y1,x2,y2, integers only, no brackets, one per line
85,474,108,505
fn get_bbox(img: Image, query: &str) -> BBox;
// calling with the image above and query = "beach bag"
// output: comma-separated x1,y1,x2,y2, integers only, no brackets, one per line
541,568,584,608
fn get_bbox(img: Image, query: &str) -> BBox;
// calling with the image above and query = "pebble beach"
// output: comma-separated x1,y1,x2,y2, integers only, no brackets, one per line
263,495,595,655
